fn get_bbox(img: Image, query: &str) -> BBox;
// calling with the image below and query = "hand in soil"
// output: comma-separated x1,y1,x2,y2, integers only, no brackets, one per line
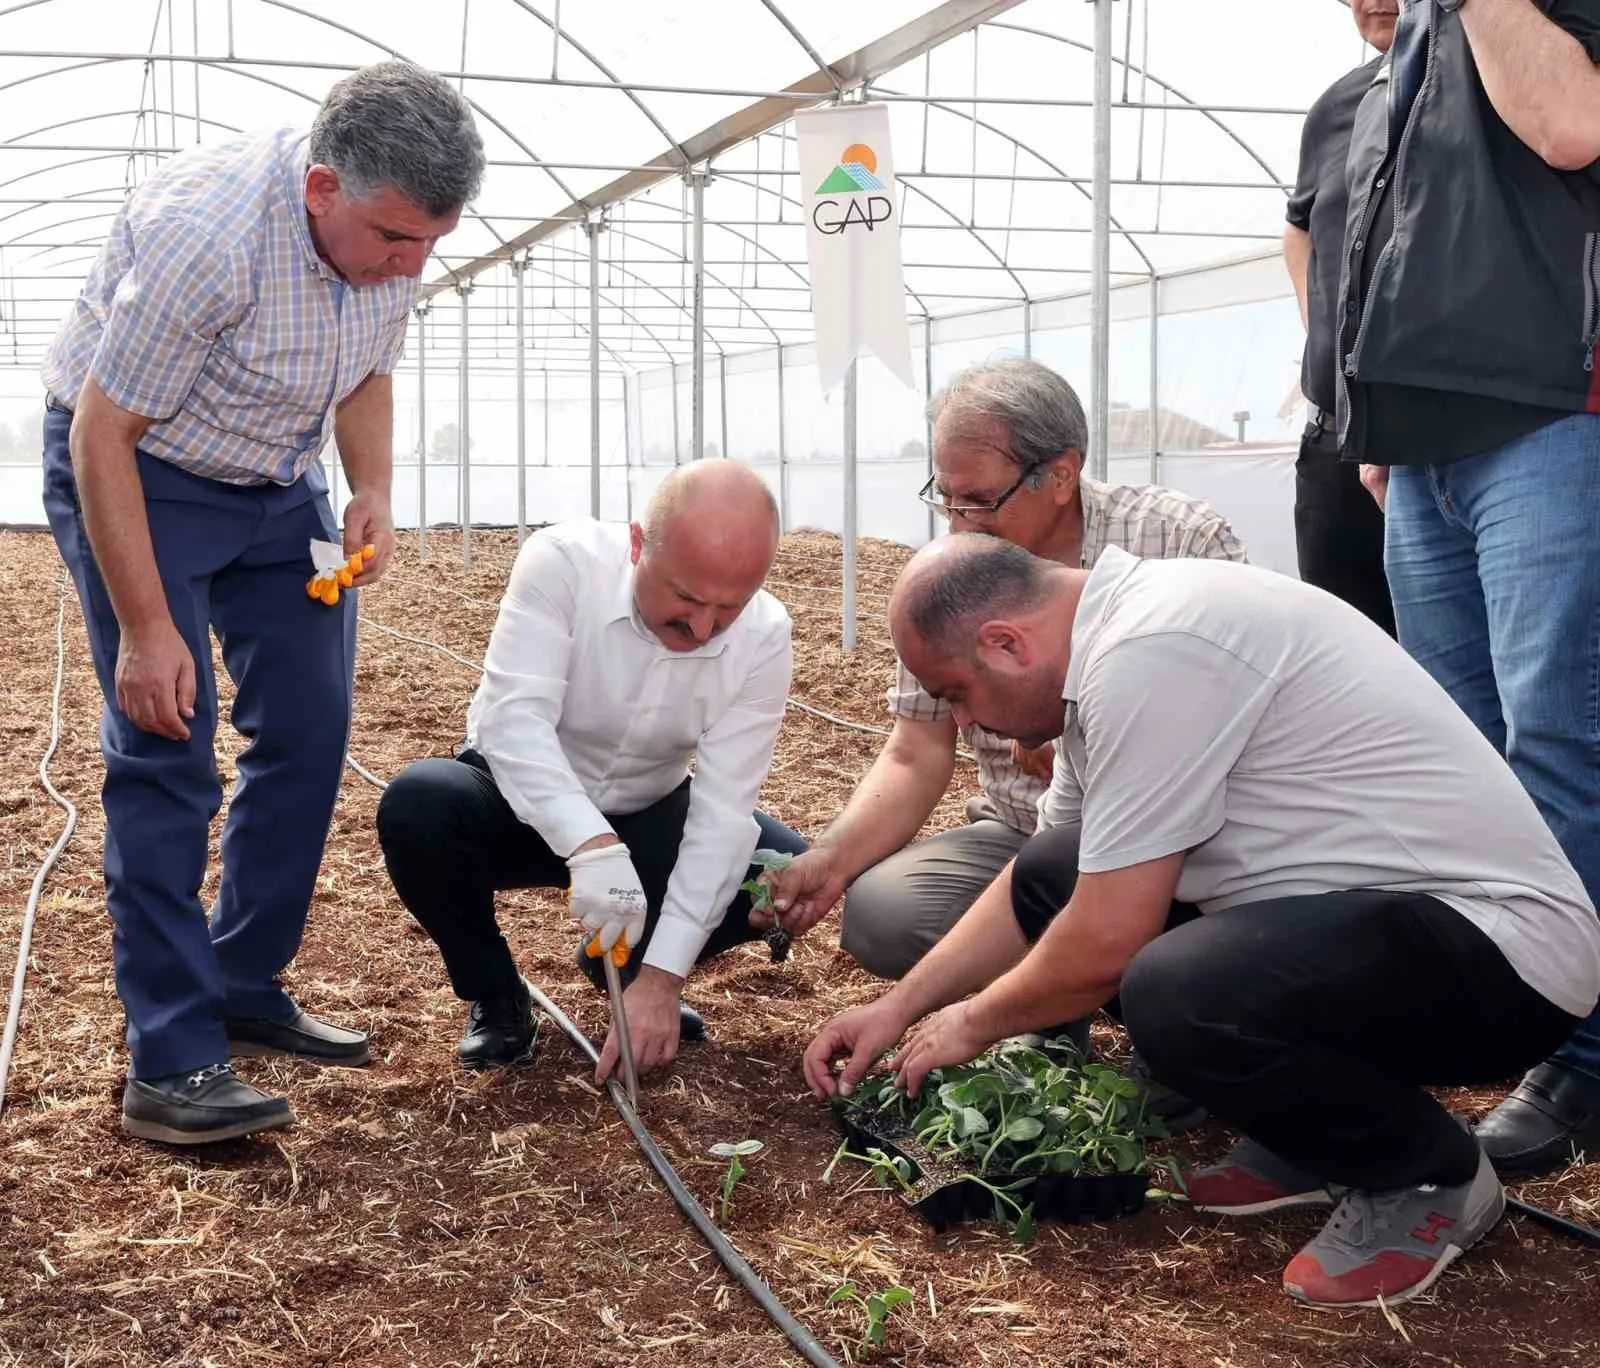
893,1001,990,1099
752,847,845,938
1010,738,1056,781
595,967,682,1086
802,995,912,1099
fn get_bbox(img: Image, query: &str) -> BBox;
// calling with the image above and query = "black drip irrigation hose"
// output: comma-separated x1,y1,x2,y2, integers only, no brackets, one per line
341,753,841,1367
1507,1195,1600,1249
524,984,843,1368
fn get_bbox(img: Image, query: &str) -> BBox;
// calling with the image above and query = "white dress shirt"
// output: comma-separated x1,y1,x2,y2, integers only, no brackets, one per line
465,519,793,979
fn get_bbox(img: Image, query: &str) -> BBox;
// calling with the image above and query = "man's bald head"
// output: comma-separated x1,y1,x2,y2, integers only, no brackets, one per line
630,460,781,651
642,459,779,560
889,533,1074,746
892,533,1054,661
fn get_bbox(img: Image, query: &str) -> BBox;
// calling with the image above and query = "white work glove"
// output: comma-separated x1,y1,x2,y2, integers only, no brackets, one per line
566,842,648,954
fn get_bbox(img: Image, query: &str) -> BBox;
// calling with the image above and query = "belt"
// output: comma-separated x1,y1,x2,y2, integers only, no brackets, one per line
45,391,73,416
1308,404,1332,433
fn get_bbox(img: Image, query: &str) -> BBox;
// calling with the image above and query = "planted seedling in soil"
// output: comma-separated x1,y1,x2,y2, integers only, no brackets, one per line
708,1139,765,1222
828,1281,913,1354
743,848,796,961
832,1040,1176,1238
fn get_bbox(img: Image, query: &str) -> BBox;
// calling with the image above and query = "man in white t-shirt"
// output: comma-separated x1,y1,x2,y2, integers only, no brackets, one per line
379,461,805,1087
803,533,1600,1310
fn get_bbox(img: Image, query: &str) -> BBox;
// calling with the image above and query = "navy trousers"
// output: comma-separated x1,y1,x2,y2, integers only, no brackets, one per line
42,404,356,1079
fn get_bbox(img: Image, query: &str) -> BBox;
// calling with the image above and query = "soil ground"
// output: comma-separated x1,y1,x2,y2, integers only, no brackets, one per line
1,526,1596,1368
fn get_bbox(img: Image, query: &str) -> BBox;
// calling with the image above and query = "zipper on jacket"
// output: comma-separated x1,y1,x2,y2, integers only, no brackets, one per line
1347,0,1437,381
1583,231,1600,373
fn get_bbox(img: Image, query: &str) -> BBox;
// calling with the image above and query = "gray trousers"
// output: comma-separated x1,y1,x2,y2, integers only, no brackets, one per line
839,798,1030,980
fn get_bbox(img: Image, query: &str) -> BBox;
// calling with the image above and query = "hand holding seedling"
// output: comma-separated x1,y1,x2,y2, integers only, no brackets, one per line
893,1001,990,1098
306,543,377,605
757,846,848,937
802,995,913,1099
340,490,395,587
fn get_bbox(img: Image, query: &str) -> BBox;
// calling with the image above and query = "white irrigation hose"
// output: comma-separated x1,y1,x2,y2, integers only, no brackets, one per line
0,576,80,1119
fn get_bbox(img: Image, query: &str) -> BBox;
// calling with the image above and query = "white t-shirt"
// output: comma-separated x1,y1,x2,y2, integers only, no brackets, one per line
1039,546,1600,1017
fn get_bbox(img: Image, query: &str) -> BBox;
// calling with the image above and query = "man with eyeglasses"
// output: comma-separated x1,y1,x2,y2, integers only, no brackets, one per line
760,359,1245,1012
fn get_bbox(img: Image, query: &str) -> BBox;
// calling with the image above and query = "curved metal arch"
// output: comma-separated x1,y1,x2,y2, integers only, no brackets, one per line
756,0,844,95
448,269,638,373
0,182,125,231
986,20,1285,188
501,0,691,172
499,247,690,363
1,108,239,146
544,225,768,351
9,229,110,268
862,89,1157,277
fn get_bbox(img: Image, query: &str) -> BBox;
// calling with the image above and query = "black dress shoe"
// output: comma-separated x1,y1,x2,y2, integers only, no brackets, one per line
1476,1061,1600,1177
122,1064,294,1145
225,1008,371,1067
459,977,539,1071
679,1000,707,1042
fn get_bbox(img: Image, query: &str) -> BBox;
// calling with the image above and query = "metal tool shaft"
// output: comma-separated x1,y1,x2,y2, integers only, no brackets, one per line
602,954,640,1107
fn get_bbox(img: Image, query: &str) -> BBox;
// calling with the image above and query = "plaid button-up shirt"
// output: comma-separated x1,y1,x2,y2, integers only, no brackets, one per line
43,127,415,487
887,475,1249,833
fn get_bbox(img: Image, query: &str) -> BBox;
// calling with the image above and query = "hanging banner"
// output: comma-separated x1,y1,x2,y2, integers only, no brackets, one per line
794,103,916,393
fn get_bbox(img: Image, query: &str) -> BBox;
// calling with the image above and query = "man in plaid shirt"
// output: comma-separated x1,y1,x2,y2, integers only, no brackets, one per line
765,359,1245,1022
40,61,482,1145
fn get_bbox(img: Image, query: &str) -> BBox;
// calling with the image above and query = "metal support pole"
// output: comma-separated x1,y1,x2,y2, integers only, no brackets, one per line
924,317,937,544
1089,0,1114,482
1148,273,1160,484
719,351,729,459
457,282,473,567
585,217,603,517
416,305,429,560
843,359,858,651
513,254,528,543
775,345,788,532
1022,298,1032,359
670,361,681,466
689,168,709,459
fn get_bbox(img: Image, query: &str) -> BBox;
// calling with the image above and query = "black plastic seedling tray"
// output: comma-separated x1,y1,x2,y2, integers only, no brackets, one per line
836,1102,1148,1233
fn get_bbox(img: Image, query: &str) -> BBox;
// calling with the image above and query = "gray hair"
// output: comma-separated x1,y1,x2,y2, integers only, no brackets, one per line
926,358,1089,474
310,61,484,218
903,533,1052,654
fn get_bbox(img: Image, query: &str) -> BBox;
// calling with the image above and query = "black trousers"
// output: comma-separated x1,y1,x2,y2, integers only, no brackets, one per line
1011,825,1578,1191
376,750,808,1001
1295,418,1396,637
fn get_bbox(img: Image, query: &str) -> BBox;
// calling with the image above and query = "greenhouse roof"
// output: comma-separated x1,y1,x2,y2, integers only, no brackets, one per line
0,0,1375,376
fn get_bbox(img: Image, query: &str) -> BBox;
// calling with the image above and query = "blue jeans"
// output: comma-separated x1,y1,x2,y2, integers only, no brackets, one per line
43,405,356,1079
1385,414,1600,1087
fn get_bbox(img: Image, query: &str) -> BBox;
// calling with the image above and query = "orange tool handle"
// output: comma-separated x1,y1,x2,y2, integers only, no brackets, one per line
584,934,630,968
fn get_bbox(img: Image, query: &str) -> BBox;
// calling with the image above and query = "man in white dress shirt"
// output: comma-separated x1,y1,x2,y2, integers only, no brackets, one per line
378,460,805,1084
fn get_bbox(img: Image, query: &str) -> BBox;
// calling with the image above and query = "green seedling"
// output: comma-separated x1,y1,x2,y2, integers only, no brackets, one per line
822,1139,917,1194
837,1042,1174,1242
741,848,795,915
708,1139,765,1221
827,1281,913,1353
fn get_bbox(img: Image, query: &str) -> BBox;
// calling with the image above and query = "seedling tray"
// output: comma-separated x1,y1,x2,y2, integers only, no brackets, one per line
836,1101,1147,1233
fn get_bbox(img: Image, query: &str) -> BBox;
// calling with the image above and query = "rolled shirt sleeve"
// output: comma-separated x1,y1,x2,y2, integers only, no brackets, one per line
644,620,794,979
471,536,614,857
89,215,249,420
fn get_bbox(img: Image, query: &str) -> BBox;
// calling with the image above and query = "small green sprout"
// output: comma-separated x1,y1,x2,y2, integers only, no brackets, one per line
708,1139,765,1221
741,848,795,914
828,1281,914,1352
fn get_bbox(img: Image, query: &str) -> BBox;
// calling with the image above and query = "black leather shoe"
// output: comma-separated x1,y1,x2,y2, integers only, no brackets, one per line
679,1000,707,1042
226,1008,370,1067
122,1064,294,1145
459,978,539,1071
1476,1061,1600,1177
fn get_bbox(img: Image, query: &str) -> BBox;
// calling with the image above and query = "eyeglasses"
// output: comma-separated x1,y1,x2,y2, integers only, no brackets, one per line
918,464,1043,520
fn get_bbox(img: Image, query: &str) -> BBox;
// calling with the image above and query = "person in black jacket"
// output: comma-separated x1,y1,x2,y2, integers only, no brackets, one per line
1283,1,1397,633
1338,0,1600,1176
